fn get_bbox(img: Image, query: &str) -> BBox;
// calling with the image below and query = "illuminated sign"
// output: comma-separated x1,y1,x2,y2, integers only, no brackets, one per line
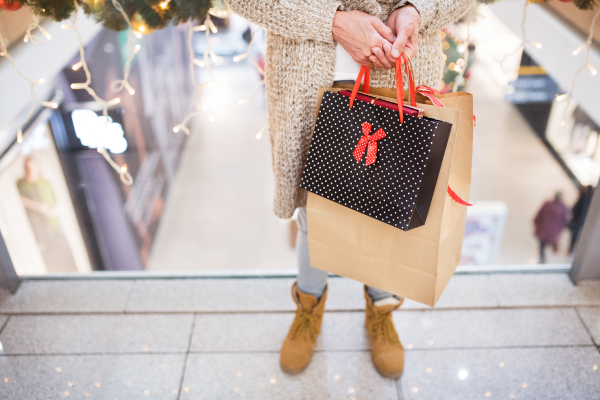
71,109,128,154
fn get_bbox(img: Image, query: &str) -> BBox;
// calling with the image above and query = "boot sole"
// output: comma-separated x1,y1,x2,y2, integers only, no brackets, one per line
280,363,309,375
371,355,404,379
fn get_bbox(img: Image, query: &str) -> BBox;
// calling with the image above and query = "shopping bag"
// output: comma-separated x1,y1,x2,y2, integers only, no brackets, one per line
301,54,453,230
304,55,473,306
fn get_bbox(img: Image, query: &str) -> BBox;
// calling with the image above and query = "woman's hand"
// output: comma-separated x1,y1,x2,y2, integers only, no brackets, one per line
332,10,395,68
369,5,420,69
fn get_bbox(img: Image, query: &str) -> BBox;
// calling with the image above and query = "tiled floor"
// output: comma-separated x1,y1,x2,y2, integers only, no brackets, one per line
1,273,599,399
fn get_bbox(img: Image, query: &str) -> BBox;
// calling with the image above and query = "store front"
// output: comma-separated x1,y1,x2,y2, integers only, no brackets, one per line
0,25,191,275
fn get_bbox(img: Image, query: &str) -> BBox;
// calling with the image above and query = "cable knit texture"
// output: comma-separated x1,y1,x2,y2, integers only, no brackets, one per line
225,0,472,219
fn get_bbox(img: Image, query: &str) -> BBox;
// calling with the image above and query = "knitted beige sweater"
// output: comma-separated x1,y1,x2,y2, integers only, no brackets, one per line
225,0,472,219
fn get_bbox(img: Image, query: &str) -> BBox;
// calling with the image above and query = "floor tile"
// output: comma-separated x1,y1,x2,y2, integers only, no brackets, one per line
399,347,600,400
403,275,501,309
126,279,296,312
394,308,593,349
180,352,398,400
576,307,600,344
0,280,134,313
0,354,185,400
317,312,369,351
191,313,293,353
0,314,194,354
490,274,600,307
191,312,368,353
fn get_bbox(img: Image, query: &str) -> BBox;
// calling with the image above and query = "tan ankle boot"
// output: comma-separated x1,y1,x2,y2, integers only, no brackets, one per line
280,282,327,374
364,286,404,378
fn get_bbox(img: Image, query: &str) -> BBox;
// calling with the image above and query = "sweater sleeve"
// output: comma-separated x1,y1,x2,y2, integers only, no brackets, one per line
224,0,342,43
394,0,473,32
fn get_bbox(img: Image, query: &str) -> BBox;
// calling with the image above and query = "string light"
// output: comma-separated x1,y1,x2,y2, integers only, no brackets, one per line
62,6,133,185
23,15,52,46
172,16,220,135
493,0,542,75
0,32,58,144
109,0,143,95
233,29,267,138
558,5,600,128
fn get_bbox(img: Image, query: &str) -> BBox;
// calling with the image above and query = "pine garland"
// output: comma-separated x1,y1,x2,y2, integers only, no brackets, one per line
574,0,597,10
12,0,212,30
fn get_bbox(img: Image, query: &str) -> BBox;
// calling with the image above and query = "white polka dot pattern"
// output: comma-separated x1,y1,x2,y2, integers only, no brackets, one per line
301,91,447,231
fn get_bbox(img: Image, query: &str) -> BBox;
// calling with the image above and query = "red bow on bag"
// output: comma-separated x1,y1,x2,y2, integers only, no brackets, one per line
353,122,386,166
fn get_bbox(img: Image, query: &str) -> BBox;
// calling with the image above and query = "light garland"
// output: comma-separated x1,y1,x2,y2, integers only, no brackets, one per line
62,8,133,185
0,32,58,144
107,0,143,95
23,15,52,46
172,16,221,135
493,0,542,75
555,5,600,127
234,29,266,139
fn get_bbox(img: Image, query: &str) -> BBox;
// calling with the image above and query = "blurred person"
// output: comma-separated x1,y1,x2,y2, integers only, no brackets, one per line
534,192,569,264
16,157,77,272
569,185,594,254
226,0,472,378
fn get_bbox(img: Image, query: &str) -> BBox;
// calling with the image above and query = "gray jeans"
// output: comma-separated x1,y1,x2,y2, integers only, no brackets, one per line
296,207,395,302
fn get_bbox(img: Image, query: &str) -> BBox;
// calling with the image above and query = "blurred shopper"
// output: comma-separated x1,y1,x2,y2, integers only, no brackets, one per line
225,0,471,378
17,157,77,272
534,192,569,263
569,185,594,254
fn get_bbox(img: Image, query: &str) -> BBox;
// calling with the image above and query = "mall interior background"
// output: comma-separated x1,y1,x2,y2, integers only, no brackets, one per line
0,1,598,276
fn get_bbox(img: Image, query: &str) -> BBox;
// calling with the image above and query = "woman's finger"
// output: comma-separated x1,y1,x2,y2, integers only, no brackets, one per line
372,47,392,69
369,55,384,69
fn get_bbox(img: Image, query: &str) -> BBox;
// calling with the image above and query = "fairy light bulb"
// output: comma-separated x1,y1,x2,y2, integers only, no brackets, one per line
573,43,586,56
588,63,597,76
529,41,542,49
556,93,568,102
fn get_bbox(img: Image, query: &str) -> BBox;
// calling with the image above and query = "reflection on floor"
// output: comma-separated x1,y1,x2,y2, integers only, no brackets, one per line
1,273,599,399
150,11,577,270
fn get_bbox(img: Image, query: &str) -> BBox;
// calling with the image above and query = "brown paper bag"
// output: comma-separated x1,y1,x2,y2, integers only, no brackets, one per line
307,86,473,307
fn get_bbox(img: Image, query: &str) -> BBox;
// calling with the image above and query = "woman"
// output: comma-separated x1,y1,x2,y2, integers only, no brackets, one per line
225,0,472,378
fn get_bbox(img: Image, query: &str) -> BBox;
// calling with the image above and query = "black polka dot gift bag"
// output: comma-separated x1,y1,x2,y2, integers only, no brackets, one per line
302,54,474,307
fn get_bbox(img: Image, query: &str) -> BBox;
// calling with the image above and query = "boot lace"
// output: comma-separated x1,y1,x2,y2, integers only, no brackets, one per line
369,312,400,345
289,309,320,342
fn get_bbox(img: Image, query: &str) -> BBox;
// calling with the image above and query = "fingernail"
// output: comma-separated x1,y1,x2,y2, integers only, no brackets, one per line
392,49,400,58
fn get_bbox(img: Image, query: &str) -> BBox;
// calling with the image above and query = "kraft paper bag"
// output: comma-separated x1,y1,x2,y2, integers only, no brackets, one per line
306,86,473,307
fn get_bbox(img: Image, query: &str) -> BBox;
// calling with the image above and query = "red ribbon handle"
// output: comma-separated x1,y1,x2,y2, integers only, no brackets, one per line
349,52,416,124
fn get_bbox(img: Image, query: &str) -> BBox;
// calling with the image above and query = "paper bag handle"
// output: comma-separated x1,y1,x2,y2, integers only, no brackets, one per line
349,52,416,124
